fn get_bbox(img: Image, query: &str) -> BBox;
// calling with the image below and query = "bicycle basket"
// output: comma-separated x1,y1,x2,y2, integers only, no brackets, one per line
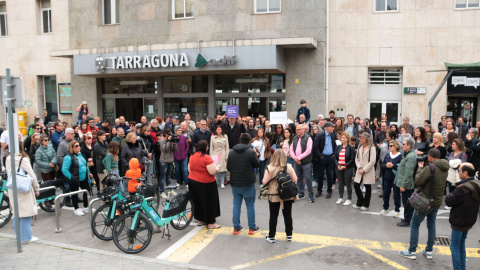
138,183,158,198
96,186,118,202
162,191,191,218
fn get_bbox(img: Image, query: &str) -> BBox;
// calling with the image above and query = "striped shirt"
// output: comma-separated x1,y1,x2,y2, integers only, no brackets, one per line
338,147,346,166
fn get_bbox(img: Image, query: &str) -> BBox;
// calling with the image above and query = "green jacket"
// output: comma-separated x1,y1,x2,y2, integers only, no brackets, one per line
102,153,119,174
396,149,416,190
34,145,57,172
415,159,449,207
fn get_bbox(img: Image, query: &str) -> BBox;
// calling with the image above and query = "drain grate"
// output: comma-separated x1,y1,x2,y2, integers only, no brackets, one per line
435,236,451,246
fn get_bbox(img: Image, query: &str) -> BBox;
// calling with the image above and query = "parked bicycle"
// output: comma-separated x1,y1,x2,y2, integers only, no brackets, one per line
112,180,194,254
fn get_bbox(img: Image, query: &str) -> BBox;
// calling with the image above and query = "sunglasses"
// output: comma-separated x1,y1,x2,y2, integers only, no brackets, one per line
36,128,42,130
256,120,260,122
86,137,92,140
43,139,49,142
388,145,394,147
242,120,246,122
74,145,80,148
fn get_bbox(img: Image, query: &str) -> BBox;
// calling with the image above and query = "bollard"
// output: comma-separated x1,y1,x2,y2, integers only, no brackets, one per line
54,189,88,233
89,198,102,238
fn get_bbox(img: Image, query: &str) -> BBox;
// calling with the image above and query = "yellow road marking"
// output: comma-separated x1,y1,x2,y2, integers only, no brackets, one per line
230,245,326,270
166,226,480,265
357,245,409,270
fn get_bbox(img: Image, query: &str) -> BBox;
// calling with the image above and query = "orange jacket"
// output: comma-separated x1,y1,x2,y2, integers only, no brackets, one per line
126,158,142,193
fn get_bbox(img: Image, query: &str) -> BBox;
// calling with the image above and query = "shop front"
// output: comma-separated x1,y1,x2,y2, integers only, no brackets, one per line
73,43,291,123
446,66,480,127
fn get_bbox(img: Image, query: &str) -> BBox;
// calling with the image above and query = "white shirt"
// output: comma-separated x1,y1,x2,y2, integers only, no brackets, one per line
0,131,23,147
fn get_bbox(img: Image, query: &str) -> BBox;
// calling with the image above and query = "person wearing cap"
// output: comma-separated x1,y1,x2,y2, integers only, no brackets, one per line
77,101,89,125
313,121,337,199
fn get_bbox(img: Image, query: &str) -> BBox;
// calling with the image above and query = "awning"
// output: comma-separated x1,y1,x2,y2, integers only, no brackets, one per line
445,62,480,71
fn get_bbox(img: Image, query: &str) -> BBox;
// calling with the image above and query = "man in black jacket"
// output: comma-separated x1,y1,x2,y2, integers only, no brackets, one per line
313,122,336,199
445,163,480,269
192,120,212,148
226,133,260,235
222,117,247,149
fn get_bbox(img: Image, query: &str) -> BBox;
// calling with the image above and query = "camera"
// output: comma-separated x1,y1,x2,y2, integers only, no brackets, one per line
167,134,180,143
416,155,428,164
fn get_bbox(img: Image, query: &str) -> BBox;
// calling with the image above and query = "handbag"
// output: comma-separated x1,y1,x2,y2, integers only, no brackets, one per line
6,157,34,194
408,164,435,215
141,139,152,165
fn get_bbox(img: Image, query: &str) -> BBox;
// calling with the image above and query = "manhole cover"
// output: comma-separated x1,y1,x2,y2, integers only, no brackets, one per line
435,236,451,246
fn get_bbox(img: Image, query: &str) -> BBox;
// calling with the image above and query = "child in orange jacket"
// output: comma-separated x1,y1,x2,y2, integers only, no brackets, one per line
126,158,142,195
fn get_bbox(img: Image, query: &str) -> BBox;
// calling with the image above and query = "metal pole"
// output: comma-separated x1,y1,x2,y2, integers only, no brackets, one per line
89,198,101,238
6,68,21,252
54,189,88,233
428,70,454,121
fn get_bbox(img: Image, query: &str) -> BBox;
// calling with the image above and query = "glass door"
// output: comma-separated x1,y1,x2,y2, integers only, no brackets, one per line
369,101,401,125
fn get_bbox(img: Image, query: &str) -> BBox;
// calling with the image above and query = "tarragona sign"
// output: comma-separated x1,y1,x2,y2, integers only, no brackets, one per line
95,53,237,70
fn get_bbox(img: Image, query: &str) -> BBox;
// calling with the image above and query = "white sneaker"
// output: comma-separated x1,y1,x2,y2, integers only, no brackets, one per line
361,186,366,193
360,206,369,211
352,204,361,209
185,185,189,190
221,184,225,189
392,211,400,218
170,190,177,196
377,185,383,189
82,207,95,213
73,208,85,216
176,183,180,189
444,206,452,210
335,198,344,205
343,200,352,206
312,181,318,188
22,236,39,243
380,209,389,216
160,192,167,199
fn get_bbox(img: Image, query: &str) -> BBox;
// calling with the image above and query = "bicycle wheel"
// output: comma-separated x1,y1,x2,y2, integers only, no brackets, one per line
170,197,194,230
91,204,124,241
112,213,152,254
0,195,12,228
39,186,66,212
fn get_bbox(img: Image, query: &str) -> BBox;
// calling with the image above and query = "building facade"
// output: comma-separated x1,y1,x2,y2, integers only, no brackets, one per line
1,0,480,129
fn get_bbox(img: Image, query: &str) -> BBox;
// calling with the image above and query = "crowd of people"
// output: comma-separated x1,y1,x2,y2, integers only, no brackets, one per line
2,99,480,269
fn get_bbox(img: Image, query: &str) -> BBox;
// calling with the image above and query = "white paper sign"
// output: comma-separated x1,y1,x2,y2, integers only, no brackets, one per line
270,111,288,125
181,108,187,112
148,105,153,114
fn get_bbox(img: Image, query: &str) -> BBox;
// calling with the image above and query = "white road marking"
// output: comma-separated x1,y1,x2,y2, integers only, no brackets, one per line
156,225,203,260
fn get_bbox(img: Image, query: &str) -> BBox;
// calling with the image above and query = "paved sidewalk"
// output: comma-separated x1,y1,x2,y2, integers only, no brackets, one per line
0,233,223,270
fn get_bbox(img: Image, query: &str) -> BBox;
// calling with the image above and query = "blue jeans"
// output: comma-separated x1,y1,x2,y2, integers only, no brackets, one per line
287,157,295,167
294,163,313,198
158,162,173,193
231,185,256,230
408,207,439,253
216,172,226,184
383,176,401,212
259,160,267,185
174,158,189,185
317,155,335,195
450,229,468,270
13,216,33,242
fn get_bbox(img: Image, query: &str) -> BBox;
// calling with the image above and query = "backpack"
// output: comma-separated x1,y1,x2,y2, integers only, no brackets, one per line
276,166,298,200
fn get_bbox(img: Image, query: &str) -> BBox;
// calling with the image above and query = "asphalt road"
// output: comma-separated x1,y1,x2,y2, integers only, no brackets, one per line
1,182,479,270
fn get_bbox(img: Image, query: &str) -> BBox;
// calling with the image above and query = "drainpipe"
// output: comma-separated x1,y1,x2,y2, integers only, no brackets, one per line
325,0,330,116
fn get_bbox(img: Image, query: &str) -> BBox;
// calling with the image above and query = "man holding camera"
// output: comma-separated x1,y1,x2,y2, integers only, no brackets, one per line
399,148,448,260
396,138,416,227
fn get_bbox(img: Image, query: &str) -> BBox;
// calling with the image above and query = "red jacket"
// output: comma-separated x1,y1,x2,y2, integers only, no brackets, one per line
126,158,142,193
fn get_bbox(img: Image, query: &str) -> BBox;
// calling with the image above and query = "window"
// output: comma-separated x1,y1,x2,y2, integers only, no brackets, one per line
103,0,120,25
368,68,402,85
455,0,480,9
41,0,52,33
173,0,194,19
255,0,281,13
374,0,398,12
0,3,7,36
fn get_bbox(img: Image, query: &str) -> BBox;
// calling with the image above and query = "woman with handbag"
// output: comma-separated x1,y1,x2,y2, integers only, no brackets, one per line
334,132,356,206
94,130,108,190
261,149,298,243
353,132,377,211
81,133,100,192
209,125,229,189
6,142,40,242
34,134,57,182
62,140,93,216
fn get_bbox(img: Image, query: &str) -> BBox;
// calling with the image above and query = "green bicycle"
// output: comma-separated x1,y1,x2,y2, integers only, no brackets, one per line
112,181,194,254
0,177,13,228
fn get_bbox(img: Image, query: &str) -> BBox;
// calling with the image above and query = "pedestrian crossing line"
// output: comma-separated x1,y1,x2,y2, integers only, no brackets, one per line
165,226,480,266
230,245,326,270
356,245,408,270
